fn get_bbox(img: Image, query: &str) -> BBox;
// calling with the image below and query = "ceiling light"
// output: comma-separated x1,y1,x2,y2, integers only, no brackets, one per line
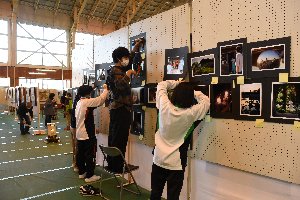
28,72,46,75
36,69,56,72
19,77,25,79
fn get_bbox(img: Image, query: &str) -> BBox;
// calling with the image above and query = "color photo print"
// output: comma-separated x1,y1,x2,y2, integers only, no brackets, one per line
251,44,285,71
220,43,244,76
271,82,300,120
211,83,233,118
131,87,144,105
167,56,185,75
148,87,157,103
191,54,215,77
164,46,189,81
240,83,262,116
131,111,143,135
246,37,291,78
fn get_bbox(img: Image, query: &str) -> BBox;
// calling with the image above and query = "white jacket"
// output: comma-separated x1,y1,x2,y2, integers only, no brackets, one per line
153,80,210,170
75,89,108,140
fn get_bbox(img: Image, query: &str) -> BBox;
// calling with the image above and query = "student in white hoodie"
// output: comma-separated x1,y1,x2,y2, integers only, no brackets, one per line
150,80,210,200
75,84,108,183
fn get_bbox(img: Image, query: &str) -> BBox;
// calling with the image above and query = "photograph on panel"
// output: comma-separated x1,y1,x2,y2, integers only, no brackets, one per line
166,56,185,75
240,83,262,116
148,87,157,103
97,69,106,81
212,84,232,113
194,85,210,114
251,44,285,71
220,43,243,76
191,54,215,77
271,82,300,119
131,111,143,135
88,72,95,85
83,71,88,84
131,87,144,105
131,37,146,53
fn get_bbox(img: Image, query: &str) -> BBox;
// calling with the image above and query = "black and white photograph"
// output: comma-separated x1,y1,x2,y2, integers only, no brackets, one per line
131,87,144,105
220,43,243,76
252,44,285,71
240,83,262,116
271,82,300,120
131,111,143,135
166,56,184,75
97,69,106,81
191,54,215,77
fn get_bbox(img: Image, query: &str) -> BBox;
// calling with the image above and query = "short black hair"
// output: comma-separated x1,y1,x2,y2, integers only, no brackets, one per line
236,46,242,53
49,93,55,100
78,85,93,97
112,47,130,63
170,82,195,108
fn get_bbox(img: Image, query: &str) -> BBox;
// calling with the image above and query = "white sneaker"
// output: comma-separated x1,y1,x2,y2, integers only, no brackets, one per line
79,172,86,179
85,175,100,183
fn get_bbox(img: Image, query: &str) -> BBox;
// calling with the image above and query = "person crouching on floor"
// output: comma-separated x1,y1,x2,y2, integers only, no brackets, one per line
150,80,210,200
75,84,108,183
17,102,33,135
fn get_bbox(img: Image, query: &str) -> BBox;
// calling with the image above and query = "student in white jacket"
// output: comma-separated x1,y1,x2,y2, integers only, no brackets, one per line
75,84,108,183
150,80,210,200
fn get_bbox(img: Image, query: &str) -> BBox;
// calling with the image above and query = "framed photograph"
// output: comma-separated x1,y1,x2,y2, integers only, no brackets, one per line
247,37,291,78
232,79,266,121
130,32,147,87
164,46,189,81
240,83,262,116
131,87,144,105
131,107,145,136
95,63,113,89
188,48,217,84
271,81,300,122
217,38,247,81
210,83,233,118
144,83,157,107
194,84,210,114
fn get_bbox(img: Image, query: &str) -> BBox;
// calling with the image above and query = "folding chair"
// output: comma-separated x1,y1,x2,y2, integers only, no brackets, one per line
99,144,141,200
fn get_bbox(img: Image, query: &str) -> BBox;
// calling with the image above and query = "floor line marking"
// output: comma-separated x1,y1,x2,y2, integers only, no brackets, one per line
0,166,72,181
20,185,79,200
0,152,73,165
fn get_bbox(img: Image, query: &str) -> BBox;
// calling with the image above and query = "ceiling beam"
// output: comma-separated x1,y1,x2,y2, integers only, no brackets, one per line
34,0,39,12
12,0,19,12
54,0,61,16
87,0,101,23
134,0,153,22
103,0,120,24
70,0,88,49
118,0,146,27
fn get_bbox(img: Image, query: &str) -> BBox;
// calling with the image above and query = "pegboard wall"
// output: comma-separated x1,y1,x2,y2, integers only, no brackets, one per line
190,0,300,184
72,0,300,184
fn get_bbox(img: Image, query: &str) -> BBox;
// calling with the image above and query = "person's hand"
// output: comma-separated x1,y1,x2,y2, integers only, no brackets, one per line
126,70,137,77
102,84,108,90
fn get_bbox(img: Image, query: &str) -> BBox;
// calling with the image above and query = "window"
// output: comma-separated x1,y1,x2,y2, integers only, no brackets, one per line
17,23,67,67
0,19,8,63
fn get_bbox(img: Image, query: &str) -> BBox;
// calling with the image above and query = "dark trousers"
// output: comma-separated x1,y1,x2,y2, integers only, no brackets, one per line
150,164,185,200
107,106,131,173
19,115,31,134
45,115,52,127
76,138,97,178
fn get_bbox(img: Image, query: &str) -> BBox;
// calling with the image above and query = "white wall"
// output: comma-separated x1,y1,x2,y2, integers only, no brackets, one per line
88,0,300,199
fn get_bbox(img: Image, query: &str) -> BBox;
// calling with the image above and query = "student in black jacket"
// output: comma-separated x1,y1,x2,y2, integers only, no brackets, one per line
17,102,33,135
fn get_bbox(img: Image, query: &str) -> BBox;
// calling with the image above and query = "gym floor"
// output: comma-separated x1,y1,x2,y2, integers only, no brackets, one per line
0,110,151,200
